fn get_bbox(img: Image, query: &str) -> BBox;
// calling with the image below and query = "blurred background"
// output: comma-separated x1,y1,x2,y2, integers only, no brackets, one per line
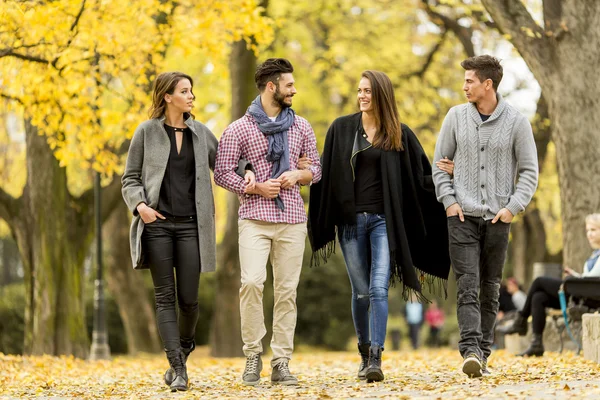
1,0,597,359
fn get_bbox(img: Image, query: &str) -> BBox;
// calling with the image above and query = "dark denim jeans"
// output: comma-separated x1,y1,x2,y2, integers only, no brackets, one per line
338,213,391,348
448,215,510,361
143,218,200,351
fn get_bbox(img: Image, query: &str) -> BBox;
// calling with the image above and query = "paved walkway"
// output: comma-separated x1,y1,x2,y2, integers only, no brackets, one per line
1,348,599,399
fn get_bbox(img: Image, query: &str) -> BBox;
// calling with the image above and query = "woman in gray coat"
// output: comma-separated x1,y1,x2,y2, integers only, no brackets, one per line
122,72,252,391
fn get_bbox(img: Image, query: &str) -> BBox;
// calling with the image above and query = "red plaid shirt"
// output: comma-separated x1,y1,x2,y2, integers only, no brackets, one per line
214,113,322,224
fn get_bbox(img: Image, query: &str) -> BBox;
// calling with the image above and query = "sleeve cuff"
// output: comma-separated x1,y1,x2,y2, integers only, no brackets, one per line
442,196,458,210
128,193,147,215
505,200,524,217
301,166,317,186
236,179,247,195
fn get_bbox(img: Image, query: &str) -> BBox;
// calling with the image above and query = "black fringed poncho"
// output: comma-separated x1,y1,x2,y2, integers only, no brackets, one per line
308,113,451,300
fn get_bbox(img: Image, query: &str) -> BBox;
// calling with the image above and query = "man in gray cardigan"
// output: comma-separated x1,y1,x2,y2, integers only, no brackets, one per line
433,55,538,377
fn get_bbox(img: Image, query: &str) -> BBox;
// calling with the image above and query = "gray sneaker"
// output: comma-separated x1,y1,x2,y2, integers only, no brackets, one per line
271,359,298,386
462,353,482,378
481,359,491,376
242,354,262,386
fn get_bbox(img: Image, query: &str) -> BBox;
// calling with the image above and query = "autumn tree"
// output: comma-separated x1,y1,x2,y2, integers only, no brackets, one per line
0,0,271,357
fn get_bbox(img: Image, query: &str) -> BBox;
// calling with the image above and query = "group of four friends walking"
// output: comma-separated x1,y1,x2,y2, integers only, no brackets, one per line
121,54,541,391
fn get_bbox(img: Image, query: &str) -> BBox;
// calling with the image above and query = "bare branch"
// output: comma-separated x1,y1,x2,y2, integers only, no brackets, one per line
0,48,49,64
421,0,475,57
0,93,24,105
402,30,448,79
0,186,19,223
70,0,87,32
480,0,552,77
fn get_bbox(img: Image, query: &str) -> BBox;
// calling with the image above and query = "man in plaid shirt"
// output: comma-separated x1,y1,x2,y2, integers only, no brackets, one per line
214,58,321,386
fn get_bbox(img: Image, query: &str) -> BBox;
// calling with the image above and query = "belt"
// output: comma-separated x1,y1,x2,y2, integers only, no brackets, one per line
161,213,196,223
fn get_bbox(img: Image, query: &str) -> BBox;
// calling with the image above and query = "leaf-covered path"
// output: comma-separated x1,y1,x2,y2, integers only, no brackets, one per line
1,347,599,399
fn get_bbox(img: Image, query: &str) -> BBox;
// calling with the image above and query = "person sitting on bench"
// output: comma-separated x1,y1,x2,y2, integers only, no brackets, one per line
499,213,600,356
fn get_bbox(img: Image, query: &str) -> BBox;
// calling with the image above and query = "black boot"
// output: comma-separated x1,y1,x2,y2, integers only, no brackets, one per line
498,312,528,336
365,345,384,382
166,349,188,391
518,333,544,357
164,341,195,386
357,343,370,380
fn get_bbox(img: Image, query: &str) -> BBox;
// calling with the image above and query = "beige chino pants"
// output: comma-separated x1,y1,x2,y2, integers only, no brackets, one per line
238,219,307,364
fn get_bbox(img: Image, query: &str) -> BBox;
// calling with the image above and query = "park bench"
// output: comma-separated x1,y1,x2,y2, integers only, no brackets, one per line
548,277,600,354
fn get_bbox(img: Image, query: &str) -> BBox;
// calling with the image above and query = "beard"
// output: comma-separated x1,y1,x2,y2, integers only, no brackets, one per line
273,86,292,109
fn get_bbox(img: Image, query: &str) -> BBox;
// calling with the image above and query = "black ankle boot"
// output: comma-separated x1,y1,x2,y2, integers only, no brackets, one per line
365,345,384,382
498,312,528,336
166,349,188,391
357,343,370,380
518,333,544,357
164,341,195,386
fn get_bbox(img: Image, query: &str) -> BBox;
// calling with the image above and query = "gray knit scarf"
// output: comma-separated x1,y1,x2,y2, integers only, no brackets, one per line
247,95,295,211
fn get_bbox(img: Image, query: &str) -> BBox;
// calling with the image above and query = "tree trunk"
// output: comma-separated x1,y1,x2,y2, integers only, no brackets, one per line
11,120,93,357
104,203,161,354
0,118,123,357
210,39,258,357
480,0,600,273
0,238,20,286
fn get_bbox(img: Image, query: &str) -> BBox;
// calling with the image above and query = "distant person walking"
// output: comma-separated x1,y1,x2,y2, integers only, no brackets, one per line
425,300,445,348
405,301,424,350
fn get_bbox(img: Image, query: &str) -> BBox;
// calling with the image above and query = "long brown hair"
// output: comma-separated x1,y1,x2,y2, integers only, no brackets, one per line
358,70,403,151
148,72,195,119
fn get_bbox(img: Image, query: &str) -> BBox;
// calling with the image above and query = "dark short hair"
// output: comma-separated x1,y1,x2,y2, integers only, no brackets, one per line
460,55,503,91
255,58,294,92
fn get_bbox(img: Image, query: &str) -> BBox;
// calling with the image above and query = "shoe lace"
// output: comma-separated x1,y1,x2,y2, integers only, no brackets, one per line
274,360,291,377
245,355,259,374
359,353,369,369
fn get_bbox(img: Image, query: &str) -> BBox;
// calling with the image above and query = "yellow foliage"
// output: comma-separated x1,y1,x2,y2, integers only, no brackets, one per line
264,0,467,157
0,0,273,177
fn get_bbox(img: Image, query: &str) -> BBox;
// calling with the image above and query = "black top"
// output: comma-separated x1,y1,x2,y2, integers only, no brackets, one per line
479,112,491,122
158,125,196,217
354,133,384,214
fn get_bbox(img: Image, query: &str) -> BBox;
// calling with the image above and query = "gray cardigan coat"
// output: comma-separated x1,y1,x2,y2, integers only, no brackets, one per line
122,114,223,272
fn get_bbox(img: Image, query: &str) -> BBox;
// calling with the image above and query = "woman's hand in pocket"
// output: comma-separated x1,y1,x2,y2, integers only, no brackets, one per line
137,203,165,224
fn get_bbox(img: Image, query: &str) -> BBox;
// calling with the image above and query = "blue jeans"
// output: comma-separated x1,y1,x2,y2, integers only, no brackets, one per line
338,213,391,348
